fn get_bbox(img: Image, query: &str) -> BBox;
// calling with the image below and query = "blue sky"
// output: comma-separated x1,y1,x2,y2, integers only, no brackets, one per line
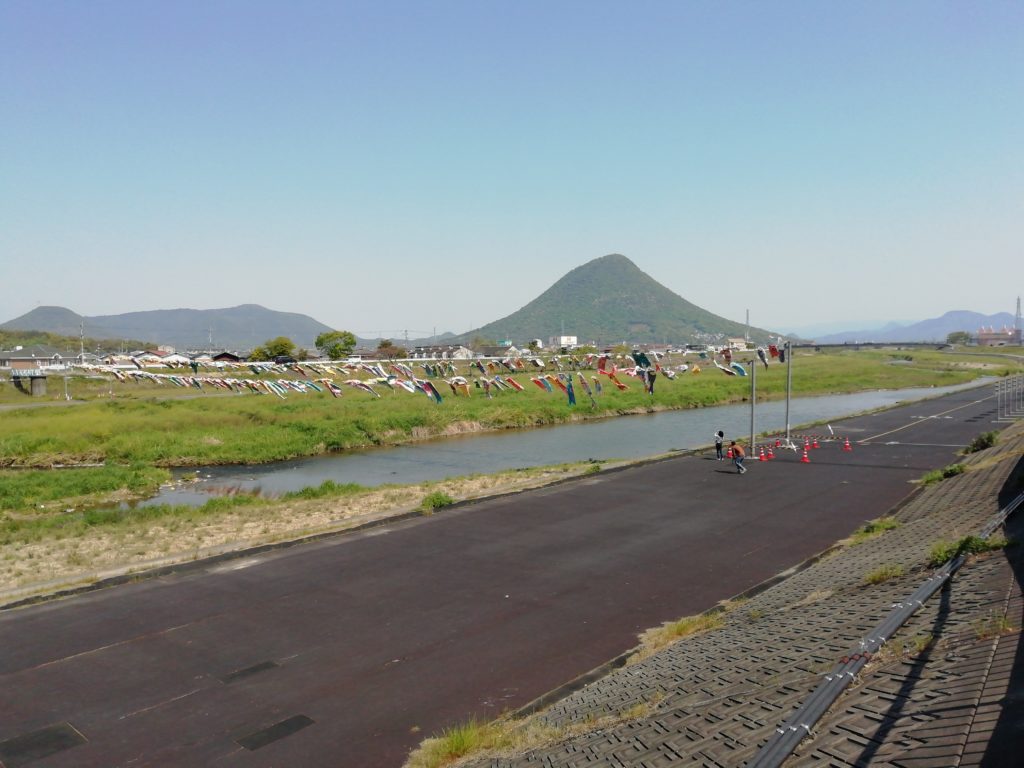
2,1,1021,340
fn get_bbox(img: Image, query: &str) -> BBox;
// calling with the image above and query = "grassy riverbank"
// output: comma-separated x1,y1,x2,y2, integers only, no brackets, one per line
0,348,1014,468
0,346,1019,598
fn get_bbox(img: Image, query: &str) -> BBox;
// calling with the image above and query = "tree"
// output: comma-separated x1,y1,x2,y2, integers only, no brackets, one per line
249,336,295,361
376,339,407,360
315,330,357,360
946,331,971,345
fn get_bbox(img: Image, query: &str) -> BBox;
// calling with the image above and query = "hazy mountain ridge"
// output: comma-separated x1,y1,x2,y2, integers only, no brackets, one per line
814,310,1018,344
1,305,336,351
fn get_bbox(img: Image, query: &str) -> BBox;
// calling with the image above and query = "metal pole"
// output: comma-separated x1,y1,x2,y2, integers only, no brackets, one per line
750,352,756,452
784,341,794,447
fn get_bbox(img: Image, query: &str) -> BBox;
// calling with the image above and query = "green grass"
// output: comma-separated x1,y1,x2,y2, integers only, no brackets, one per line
281,480,365,500
928,534,1009,568
921,463,966,486
1,348,1010,468
419,491,455,513
0,493,265,546
0,465,170,513
848,516,900,545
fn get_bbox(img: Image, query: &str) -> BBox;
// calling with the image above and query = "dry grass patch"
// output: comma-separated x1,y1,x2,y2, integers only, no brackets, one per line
787,589,834,611
0,462,606,598
405,696,662,768
626,610,728,666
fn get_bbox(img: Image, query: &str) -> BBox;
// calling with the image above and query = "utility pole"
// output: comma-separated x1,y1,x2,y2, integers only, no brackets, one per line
1016,296,1021,345
749,351,756,453
783,340,796,449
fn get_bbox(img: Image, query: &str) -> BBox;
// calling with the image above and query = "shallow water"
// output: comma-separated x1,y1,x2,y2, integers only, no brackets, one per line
143,380,990,507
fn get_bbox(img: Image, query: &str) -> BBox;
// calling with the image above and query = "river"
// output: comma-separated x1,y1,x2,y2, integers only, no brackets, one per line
142,380,991,507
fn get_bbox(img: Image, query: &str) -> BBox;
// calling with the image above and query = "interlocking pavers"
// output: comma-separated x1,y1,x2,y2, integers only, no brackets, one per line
460,420,1024,766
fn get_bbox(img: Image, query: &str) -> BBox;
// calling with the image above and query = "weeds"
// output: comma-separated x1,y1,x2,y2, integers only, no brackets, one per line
864,564,905,585
419,491,456,514
627,609,728,666
847,517,899,545
964,431,998,454
928,534,1009,568
973,610,1018,640
921,463,966,486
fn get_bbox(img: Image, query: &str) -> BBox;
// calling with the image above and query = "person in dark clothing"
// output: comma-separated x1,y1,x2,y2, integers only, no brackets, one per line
714,430,725,460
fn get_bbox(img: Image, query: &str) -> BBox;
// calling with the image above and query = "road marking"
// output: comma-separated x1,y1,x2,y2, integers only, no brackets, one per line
860,396,992,442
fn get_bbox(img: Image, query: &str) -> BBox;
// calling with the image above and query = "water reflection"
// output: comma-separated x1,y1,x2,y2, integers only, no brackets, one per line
142,381,988,508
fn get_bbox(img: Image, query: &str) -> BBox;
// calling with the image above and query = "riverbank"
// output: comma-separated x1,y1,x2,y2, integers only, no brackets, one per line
0,458,638,605
0,348,1013,469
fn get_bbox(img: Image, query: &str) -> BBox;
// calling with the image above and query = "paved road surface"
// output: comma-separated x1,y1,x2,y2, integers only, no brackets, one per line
0,386,999,767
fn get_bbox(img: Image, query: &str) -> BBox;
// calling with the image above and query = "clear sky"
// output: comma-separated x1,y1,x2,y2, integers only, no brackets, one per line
2,1,1021,340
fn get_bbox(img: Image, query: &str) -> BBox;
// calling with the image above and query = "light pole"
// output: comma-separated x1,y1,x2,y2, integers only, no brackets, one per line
783,340,796,449
749,350,756,452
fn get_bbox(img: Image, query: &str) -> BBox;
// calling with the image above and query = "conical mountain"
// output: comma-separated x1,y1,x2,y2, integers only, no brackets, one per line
458,254,773,345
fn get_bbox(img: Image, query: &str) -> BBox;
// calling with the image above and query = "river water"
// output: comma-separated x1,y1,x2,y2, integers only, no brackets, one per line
144,380,990,507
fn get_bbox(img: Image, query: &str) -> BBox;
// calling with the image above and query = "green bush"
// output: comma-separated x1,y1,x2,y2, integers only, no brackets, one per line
419,491,455,513
921,464,966,485
964,431,998,454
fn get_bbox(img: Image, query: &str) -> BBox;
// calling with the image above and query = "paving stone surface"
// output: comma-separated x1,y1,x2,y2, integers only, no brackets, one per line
461,420,1024,767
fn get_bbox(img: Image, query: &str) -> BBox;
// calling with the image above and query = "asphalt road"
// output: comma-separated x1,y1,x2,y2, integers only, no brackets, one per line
0,385,1001,768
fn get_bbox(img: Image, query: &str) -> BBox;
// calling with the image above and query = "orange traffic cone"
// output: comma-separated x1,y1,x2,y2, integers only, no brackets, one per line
775,438,781,448
726,446,733,459
767,446,775,460
842,436,853,452
812,436,820,449
801,447,811,463
759,446,767,462
804,437,810,450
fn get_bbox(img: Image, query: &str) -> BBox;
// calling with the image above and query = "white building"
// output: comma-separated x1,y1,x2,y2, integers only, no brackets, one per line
549,335,578,349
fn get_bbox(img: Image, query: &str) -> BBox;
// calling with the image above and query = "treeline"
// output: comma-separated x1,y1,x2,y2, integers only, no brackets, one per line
0,329,149,353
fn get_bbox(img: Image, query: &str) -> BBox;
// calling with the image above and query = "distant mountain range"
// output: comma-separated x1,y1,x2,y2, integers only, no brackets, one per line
812,310,1018,344
0,255,779,352
12,259,1007,352
452,253,775,345
0,304,336,352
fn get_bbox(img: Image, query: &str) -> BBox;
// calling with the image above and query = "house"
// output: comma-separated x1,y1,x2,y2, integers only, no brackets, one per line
976,326,1022,347
411,345,473,360
473,345,523,358
549,335,578,349
0,346,69,371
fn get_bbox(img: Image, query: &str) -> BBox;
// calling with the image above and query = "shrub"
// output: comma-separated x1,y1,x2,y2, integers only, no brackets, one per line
419,491,455,513
964,431,998,454
921,464,966,485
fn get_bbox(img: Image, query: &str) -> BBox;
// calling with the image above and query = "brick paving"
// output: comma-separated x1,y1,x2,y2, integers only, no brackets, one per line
460,421,1024,767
